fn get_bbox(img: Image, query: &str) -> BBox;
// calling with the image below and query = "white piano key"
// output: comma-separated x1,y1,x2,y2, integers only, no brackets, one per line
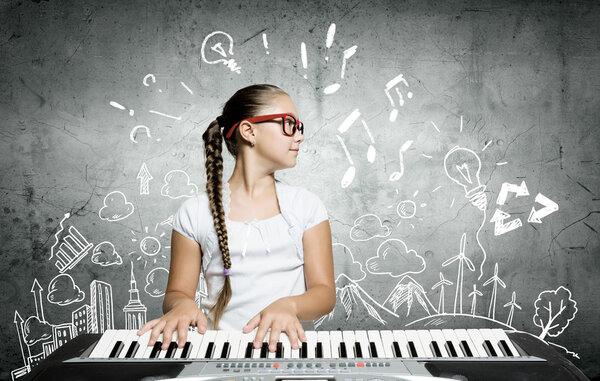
280,332,292,359
89,329,119,358
478,328,504,357
211,330,230,359
118,330,140,358
306,331,318,358
317,331,331,358
158,331,178,359
405,330,427,357
416,330,435,357
455,329,482,357
490,329,520,357
354,330,371,359
367,330,386,358
342,330,356,359
173,328,194,359
194,330,217,358
379,330,396,358
392,330,411,358
267,331,277,359
329,331,343,359
106,330,130,358
186,330,204,359
226,331,242,359
142,333,163,358
428,330,450,358
466,329,490,357
133,330,152,359
441,329,465,358
238,331,255,358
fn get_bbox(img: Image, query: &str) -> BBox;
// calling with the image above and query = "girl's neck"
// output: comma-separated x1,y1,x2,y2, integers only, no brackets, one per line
228,158,275,199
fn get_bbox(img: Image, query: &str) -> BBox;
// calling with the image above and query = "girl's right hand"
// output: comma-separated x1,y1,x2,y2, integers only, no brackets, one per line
137,298,207,350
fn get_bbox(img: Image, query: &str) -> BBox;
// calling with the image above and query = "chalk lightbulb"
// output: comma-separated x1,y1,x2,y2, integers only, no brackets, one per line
443,146,488,211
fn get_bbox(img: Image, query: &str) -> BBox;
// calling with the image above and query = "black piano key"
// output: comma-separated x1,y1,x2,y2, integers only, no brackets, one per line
166,342,178,358
499,340,514,356
125,342,139,358
108,341,124,358
392,341,402,357
301,342,308,358
339,342,347,358
204,342,215,359
445,341,458,357
316,342,323,358
430,342,442,357
220,342,230,358
181,342,192,359
369,342,378,358
483,340,497,357
460,340,473,357
408,342,418,358
150,341,162,358
260,342,269,358
244,342,253,358
275,342,283,358
354,342,363,358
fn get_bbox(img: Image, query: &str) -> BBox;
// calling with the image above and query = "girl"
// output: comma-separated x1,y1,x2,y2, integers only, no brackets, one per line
137,84,335,354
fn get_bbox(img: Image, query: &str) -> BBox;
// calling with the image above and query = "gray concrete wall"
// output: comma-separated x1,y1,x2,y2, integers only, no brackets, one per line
1,0,598,378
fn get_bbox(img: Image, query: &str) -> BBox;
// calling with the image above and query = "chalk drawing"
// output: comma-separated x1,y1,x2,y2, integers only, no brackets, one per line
160,170,198,199
109,100,134,116
323,45,357,94
49,213,93,273
336,135,356,188
528,193,559,223
533,285,577,340
468,284,483,316
389,140,413,181
324,23,335,62
201,31,241,74
99,191,134,221
443,146,488,279
46,274,85,306
300,42,308,80
137,162,153,195
482,140,492,151
23,315,52,345
123,262,147,330
366,239,426,277
396,200,417,219
361,120,377,163
261,32,269,55
490,209,522,236
430,121,440,133
144,267,169,297
180,81,193,95
384,73,413,122
483,263,506,320
496,181,529,205
333,243,367,282
130,125,160,143
148,110,182,121
142,73,162,93
89,279,115,333
30,279,46,322
90,241,123,267
130,224,169,267
383,275,437,316
442,233,475,314
13,311,31,376
503,291,521,326
338,108,361,134
349,214,390,241
431,273,453,314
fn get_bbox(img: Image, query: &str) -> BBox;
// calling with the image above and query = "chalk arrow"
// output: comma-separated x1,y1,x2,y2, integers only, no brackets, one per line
496,181,529,205
137,162,153,195
30,279,45,322
528,193,559,223
490,208,522,236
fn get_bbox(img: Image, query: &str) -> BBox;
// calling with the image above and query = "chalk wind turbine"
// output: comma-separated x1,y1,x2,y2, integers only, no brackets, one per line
503,291,521,326
483,263,506,320
468,284,483,316
432,272,453,314
442,233,475,314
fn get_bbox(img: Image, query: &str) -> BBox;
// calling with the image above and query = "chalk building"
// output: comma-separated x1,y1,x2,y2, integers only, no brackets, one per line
123,262,147,330
90,280,114,333
72,304,92,335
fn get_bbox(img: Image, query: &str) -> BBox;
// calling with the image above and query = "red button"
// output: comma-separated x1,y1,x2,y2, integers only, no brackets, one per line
273,363,279,368
357,362,365,367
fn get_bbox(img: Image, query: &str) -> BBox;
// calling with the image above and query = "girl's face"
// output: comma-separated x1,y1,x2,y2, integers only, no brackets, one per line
253,94,304,170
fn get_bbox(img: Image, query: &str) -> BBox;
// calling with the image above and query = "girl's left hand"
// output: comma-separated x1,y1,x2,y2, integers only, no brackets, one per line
242,297,306,352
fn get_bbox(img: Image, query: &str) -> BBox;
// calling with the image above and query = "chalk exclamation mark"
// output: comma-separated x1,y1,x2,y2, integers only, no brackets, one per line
301,42,308,79
262,33,269,55
325,23,336,63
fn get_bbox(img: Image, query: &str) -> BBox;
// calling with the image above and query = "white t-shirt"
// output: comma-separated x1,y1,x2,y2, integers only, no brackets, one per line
171,180,328,330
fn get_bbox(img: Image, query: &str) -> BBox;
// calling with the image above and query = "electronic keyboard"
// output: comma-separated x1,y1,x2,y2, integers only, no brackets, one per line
21,328,590,381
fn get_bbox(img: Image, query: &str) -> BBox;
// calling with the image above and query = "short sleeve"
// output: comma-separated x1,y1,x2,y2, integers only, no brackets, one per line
172,196,202,243
302,190,329,231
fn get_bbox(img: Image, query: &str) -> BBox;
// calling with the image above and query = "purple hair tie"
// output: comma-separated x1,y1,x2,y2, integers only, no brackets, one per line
223,268,230,276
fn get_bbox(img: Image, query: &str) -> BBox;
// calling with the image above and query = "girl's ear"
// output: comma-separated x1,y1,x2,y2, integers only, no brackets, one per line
238,120,256,145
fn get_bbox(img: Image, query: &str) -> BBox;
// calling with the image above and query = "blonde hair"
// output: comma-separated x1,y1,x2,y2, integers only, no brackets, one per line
201,84,288,328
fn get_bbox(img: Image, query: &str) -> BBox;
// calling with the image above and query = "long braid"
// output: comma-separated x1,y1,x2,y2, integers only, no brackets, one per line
202,120,231,329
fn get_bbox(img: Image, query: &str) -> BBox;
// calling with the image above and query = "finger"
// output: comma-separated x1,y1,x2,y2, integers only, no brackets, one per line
162,323,177,350
254,318,271,349
269,325,282,352
287,326,299,350
148,320,166,346
137,318,159,336
177,320,189,348
296,322,306,342
244,314,260,334
196,311,208,333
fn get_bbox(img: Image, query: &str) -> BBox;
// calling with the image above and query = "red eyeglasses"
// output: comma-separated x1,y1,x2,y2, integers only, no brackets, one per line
225,113,304,139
